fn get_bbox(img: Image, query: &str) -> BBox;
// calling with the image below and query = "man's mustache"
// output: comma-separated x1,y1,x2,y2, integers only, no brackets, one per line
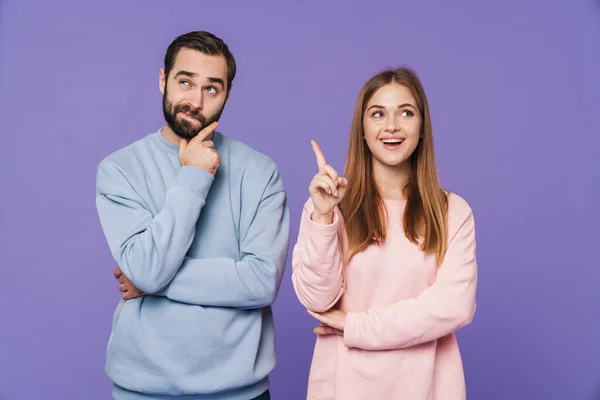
175,104,204,122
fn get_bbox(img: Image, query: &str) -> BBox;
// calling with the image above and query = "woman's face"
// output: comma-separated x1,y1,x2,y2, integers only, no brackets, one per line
363,83,422,170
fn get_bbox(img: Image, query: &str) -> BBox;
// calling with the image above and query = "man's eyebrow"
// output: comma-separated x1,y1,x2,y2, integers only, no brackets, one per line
207,77,225,88
173,70,197,79
173,72,225,88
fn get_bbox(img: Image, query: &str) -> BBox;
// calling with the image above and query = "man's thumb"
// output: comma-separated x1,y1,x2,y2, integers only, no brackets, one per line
179,138,188,158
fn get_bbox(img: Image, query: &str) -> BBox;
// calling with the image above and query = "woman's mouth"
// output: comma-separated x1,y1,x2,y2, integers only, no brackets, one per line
380,138,404,150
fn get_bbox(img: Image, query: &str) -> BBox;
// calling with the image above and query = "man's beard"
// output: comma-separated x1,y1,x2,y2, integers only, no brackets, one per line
162,88,225,140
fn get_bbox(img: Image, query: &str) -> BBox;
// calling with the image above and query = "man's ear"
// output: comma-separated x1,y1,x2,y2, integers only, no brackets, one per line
159,68,166,95
225,83,233,101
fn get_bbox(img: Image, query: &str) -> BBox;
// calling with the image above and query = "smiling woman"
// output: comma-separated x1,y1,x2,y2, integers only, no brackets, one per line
291,67,478,400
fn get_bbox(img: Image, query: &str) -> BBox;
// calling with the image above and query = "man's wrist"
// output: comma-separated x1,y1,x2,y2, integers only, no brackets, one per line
175,166,214,199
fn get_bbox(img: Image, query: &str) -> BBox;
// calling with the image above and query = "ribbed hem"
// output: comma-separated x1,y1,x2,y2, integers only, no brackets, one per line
112,377,269,400
306,210,339,233
343,311,361,348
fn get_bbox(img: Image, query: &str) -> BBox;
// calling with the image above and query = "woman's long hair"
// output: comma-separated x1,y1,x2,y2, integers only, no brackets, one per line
338,68,449,265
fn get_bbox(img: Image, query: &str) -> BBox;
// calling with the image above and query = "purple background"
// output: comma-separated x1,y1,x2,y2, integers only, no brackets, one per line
1,1,598,399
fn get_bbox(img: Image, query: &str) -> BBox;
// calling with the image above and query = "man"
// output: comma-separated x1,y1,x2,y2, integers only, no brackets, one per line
95,31,289,400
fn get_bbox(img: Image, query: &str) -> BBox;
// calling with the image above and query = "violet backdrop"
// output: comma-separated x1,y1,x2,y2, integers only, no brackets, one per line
0,1,598,399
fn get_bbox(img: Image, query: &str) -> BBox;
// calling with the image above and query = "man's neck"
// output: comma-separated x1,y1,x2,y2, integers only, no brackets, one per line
160,123,181,147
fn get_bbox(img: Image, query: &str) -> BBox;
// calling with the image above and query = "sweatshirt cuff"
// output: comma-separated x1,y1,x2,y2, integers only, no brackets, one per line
343,311,362,348
306,209,340,234
174,166,214,200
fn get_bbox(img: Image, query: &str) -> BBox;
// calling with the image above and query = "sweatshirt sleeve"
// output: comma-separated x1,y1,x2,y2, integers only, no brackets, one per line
95,161,213,294
152,167,290,309
343,206,477,350
290,200,345,312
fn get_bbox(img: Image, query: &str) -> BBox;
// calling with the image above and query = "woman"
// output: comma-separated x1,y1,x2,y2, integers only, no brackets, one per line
291,67,477,399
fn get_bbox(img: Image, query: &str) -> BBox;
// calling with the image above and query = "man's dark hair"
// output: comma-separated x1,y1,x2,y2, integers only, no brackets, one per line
164,31,236,92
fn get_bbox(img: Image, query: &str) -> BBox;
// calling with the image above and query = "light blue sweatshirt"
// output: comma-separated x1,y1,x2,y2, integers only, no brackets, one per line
95,128,290,399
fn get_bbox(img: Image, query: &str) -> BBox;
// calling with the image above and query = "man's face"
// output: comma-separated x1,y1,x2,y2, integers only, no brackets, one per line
160,48,229,140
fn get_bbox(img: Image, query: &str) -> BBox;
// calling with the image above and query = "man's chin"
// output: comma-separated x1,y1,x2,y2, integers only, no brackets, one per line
175,130,199,140
173,121,205,139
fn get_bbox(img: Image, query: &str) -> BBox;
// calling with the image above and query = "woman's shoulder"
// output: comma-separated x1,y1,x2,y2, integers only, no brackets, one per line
445,191,472,213
444,190,475,228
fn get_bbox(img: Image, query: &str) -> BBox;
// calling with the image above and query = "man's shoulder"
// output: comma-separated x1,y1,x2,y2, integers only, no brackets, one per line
98,133,154,173
221,133,278,172
96,133,155,189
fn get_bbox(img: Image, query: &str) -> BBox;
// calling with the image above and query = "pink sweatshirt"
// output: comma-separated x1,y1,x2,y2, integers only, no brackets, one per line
291,193,477,400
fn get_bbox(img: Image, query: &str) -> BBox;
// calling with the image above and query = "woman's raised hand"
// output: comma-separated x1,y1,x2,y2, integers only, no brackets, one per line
308,140,348,224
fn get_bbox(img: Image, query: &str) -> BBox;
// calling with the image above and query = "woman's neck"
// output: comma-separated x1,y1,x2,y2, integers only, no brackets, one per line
372,160,411,201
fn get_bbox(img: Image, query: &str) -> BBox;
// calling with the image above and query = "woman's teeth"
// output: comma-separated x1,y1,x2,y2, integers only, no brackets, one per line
381,139,403,144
